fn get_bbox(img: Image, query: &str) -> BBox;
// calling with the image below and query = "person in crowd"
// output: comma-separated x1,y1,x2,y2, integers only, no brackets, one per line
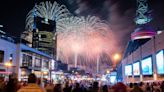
127,83,133,92
108,85,114,92
145,83,151,92
139,82,145,92
156,82,161,92
5,75,19,92
54,83,62,92
131,83,143,92
90,81,99,92
45,82,54,92
22,81,28,87
0,77,5,92
72,83,83,92
102,85,108,92
81,84,87,92
88,84,93,92
161,81,164,92
113,82,127,92
17,73,44,92
63,82,72,92
129,83,133,88
152,82,160,92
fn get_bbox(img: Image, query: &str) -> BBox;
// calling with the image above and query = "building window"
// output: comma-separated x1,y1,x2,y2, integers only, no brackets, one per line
43,60,49,69
35,58,41,68
41,34,47,38
22,54,28,67
28,56,32,67
22,54,32,67
0,51,4,63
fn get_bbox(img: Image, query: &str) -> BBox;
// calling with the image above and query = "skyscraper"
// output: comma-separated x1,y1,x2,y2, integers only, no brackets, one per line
32,16,56,57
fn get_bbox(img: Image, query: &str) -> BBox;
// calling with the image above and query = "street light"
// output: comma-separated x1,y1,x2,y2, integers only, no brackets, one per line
4,62,12,78
106,70,110,74
112,53,121,68
4,62,12,68
113,53,121,61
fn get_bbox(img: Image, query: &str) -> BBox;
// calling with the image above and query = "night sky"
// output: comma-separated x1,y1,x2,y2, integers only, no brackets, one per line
0,0,164,53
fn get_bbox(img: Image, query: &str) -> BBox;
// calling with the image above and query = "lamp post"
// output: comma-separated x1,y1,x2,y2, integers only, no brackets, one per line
4,62,12,78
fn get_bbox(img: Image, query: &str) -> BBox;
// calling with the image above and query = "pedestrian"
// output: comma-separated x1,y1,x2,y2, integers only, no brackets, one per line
113,82,127,92
17,73,44,92
161,81,164,92
45,82,54,92
72,83,82,92
131,83,143,92
127,83,133,92
5,75,18,92
90,81,99,92
63,82,72,92
102,85,108,92
0,77,5,92
54,83,62,92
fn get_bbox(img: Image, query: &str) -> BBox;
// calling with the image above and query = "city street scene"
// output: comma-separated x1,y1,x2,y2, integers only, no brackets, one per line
0,0,164,92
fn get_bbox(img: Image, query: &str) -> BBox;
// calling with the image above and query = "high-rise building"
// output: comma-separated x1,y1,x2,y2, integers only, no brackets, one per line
32,17,56,57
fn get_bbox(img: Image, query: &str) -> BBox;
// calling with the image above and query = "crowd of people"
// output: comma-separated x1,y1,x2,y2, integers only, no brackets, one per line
0,73,164,92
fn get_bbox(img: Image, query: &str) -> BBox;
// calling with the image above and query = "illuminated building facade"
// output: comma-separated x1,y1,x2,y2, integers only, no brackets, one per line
0,28,55,80
121,31,164,83
32,17,56,57
16,43,53,81
0,30,16,76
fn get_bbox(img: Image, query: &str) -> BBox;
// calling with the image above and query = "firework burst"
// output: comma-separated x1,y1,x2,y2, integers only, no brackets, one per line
56,16,117,69
26,1,70,32
24,1,118,71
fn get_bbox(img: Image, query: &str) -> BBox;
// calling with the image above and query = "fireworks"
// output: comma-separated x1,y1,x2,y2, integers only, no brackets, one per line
25,1,70,32
56,16,117,68
24,1,118,71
